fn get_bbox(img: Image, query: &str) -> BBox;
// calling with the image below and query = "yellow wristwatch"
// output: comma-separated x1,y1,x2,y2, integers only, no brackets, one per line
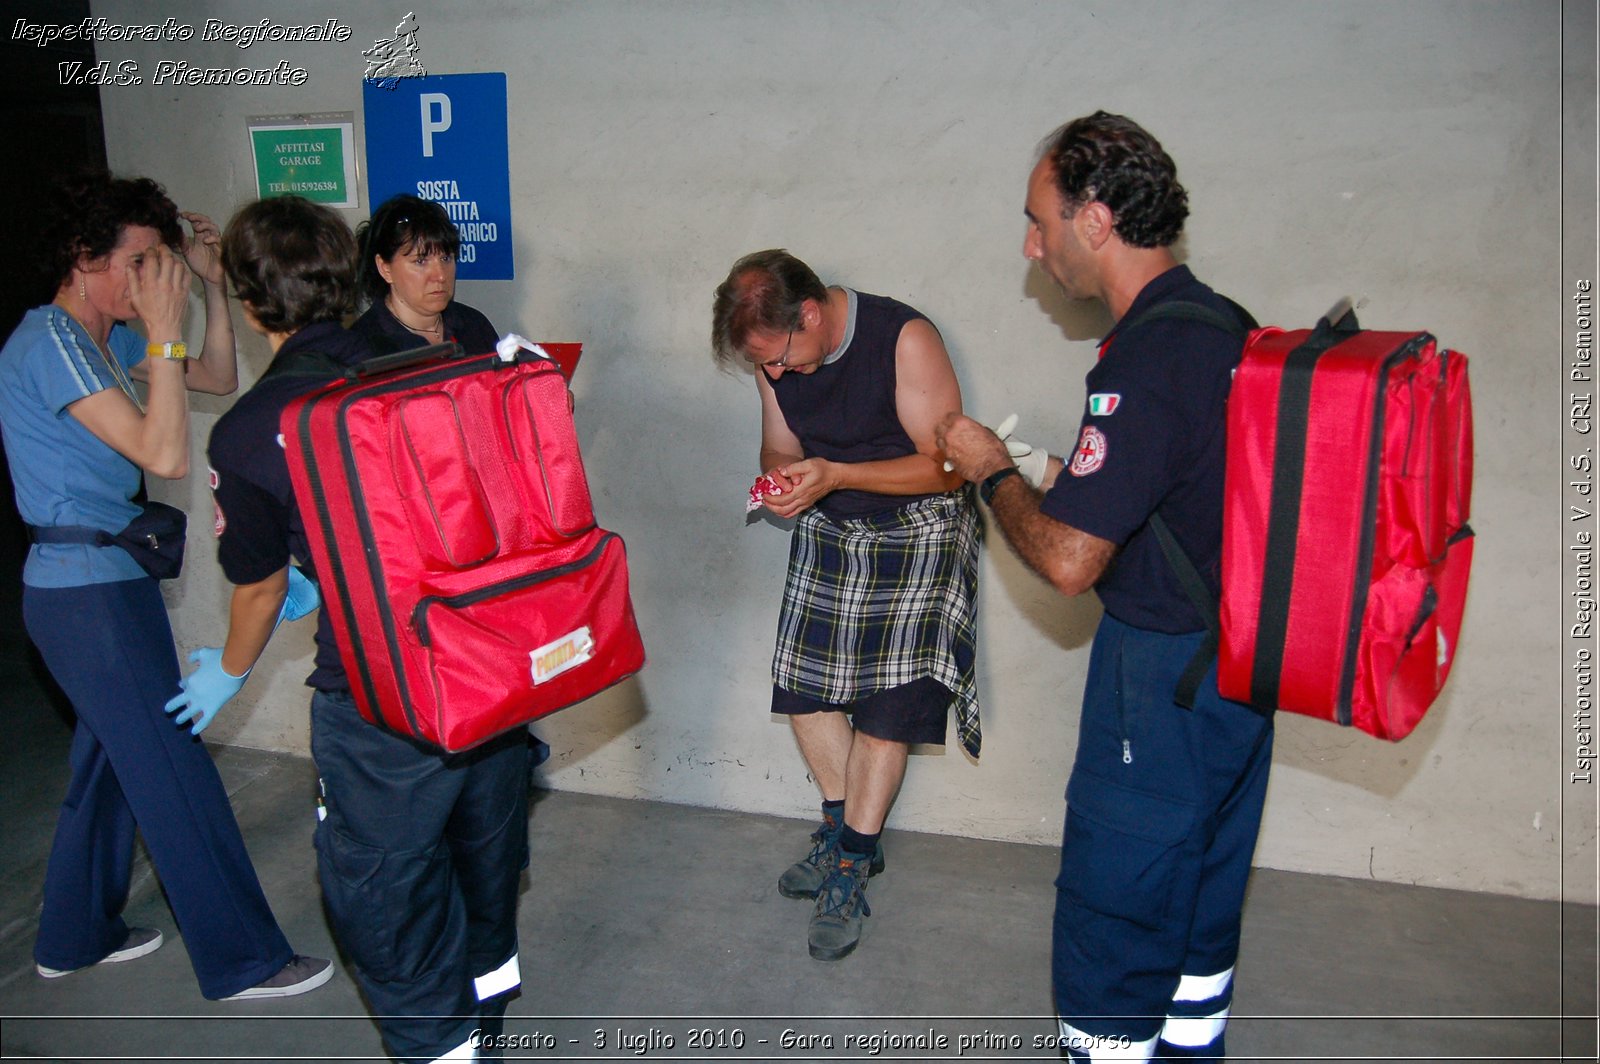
147,341,188,360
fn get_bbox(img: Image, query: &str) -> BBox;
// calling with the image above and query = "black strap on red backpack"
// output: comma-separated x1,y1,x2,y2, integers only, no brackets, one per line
1117,296,1263,712
1138,299,1361,714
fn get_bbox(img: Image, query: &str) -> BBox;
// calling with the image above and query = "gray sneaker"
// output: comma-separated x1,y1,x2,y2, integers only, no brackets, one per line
778,824,885,900
37,926,163,978
223,955,334,1000
807,852,873,961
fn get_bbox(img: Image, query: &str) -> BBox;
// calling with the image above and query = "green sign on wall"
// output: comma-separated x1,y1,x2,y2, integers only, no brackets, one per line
248,114,357,207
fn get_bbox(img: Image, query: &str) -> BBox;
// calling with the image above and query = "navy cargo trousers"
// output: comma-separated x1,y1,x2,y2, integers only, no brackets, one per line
1054,614,1274,1062
311,688,528,1063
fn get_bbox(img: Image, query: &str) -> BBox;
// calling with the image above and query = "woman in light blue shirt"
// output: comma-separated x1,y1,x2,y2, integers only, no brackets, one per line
0,172,329,1001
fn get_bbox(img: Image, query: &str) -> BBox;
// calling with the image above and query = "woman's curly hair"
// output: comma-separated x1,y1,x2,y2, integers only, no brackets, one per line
1040,111,1188,249
36,172,182,297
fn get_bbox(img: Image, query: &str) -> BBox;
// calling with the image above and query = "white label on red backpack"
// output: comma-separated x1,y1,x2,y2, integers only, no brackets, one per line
530,626,596,685
1069,426,1108,477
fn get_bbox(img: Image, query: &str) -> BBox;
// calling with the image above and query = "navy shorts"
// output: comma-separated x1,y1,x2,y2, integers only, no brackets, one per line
771,676,951,746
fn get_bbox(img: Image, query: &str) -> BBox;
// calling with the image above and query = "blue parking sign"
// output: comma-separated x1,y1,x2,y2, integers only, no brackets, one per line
362,73,513,280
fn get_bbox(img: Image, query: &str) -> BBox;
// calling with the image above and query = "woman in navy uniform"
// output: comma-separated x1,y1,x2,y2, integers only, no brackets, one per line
351,193,499,356
176,195,528,1064
353,192,554,786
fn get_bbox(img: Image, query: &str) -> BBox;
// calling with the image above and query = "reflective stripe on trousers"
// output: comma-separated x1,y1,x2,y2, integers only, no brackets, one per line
1161,966,1232,1050
473,952,520,1001
1059,965,1231,1060
1059,1021,1160,1061
433,1036,476,1061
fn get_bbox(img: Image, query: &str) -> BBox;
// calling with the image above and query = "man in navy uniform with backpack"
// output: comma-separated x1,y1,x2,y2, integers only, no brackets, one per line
939,111,1274,1061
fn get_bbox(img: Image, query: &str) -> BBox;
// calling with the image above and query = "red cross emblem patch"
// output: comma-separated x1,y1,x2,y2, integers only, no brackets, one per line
1069,425,1108,477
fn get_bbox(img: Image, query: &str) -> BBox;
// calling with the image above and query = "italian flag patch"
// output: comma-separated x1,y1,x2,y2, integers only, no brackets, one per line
1088,393,1121,416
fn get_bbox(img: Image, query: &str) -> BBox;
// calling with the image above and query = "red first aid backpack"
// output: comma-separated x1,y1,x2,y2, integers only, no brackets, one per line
1143,303,1473,741
280,341,645,752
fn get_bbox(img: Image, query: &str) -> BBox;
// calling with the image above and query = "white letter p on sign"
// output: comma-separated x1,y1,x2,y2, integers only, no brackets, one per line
420,93,452,157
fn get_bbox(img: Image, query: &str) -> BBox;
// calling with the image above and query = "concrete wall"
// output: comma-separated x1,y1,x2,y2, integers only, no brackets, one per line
85,0,1592,901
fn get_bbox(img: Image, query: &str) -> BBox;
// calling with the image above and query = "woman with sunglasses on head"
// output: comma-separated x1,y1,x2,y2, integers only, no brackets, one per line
351,193,499,357
0,172,330,1001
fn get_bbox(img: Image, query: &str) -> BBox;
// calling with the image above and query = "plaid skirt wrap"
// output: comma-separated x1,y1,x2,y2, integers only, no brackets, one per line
773,492,983,758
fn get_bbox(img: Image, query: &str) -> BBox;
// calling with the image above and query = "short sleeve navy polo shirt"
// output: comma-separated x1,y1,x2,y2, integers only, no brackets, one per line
207,321,376,690
1039,265,1245,633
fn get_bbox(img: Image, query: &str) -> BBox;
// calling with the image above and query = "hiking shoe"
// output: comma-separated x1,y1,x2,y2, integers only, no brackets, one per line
778,825,885,900
223,955,334,1000
807,853,873,961
37,927,163,978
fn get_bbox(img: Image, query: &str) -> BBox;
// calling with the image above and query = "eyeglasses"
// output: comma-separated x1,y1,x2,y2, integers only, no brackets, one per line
752,328,795,370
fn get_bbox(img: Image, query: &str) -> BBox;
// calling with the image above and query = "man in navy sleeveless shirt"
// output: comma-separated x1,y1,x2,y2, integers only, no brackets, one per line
939,114,1273,1061
713,250,980,962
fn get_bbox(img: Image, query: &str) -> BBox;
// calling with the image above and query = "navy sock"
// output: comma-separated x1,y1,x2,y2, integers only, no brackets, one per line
838,824,879,859
821,799,845,830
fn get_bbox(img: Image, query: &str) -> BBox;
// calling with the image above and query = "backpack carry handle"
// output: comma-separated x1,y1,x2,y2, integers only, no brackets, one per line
346,341,465,381
1313,297,1361,339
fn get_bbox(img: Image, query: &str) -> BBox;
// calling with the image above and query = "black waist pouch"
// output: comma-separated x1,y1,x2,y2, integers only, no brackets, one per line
29,501,188,580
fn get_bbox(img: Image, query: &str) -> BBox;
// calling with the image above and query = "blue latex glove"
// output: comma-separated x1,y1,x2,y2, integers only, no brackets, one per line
277,567,320,627
164,647,248,735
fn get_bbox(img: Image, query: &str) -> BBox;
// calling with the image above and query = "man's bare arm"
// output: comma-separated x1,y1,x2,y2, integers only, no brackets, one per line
986,474,1116,596
760,319,965,518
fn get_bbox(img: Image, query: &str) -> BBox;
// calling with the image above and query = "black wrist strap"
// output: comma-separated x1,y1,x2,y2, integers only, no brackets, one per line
979,467,1020,505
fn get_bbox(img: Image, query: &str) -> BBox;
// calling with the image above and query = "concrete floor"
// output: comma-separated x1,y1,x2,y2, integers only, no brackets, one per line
0,642,1594,1063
